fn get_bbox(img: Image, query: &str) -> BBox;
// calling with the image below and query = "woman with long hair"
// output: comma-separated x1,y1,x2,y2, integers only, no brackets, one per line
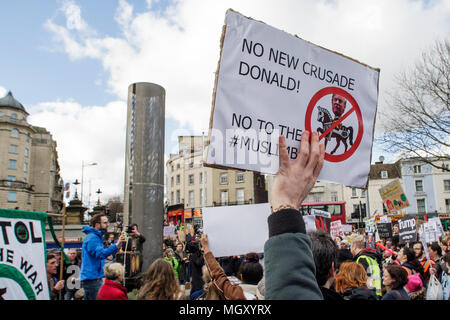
138,258,186,300
382,265,410,300
335,261,378,300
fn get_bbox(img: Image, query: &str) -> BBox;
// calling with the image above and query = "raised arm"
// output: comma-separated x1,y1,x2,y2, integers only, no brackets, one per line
264,131,325,300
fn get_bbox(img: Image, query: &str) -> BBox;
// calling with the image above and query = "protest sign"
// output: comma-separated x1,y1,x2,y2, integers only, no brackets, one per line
164,226,177,237
206,9,380,188
303,215,317,233
342,224,353,233
421,222,439,243
378,179,409,214
0,209,50,300
418,226,431,260
330,220,343,238
427,217,444,237
177,230,186,243
376,222,393,239
202,203,271,257
398,216,417,244
312,209,331,233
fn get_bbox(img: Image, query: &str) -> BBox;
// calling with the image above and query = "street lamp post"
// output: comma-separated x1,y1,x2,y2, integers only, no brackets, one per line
81,160,97,205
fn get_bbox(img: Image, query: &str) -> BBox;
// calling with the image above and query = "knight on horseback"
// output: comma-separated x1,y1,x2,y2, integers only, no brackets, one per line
316,94,354,155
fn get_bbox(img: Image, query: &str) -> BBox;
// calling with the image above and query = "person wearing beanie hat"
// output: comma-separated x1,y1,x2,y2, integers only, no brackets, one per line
404,273,426,300
164,248,179,279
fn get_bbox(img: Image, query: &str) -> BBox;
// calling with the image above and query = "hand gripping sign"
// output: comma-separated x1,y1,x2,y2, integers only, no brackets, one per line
206,9,380,188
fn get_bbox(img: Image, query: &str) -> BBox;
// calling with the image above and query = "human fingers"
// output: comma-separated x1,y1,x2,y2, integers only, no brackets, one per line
306,131,320,172
312,141,325,180
278,135,290,170
296,130,310,168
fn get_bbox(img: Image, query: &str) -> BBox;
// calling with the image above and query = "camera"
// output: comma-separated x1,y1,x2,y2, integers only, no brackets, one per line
124,225,134,234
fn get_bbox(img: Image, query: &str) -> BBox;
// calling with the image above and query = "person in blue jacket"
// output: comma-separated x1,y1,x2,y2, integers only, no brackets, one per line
81,213,125,300
264,131,325,300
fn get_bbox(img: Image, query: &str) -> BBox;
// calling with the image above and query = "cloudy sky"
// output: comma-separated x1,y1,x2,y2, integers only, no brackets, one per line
1,0,449,206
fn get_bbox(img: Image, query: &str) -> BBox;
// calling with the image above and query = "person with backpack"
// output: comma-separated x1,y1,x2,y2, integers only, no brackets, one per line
397,246,425,282
350,234,383,297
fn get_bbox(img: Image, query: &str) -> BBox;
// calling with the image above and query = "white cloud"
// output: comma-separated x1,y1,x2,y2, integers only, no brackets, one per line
27,99,127,204
35,0,450,200
44,0,450,131
0,86,7,97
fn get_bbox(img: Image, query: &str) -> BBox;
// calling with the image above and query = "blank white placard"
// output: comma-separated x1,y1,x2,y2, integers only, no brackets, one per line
202,203,271,257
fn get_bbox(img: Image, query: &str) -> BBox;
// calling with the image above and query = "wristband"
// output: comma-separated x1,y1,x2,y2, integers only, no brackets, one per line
271,204,298,212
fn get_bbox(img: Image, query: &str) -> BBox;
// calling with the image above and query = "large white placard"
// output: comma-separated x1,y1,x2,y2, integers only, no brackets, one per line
206,9,380,188
202,203,271,257
0,210,50,300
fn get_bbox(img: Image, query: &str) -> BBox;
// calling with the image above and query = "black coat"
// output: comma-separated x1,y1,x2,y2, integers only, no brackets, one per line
342,286,378,300
320,287,344,301
189,251,204,293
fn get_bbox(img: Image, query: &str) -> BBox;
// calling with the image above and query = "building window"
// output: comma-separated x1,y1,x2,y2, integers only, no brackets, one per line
8,192,17,202
188,174,194,185
176,190,181,203
24,163,28,173
413,165,422,174
24,147,29,158
221,190,228,205
27,193,31,204
8,159,17,169
171,192,174,204
9,145,18,154
417,199,426,213
176,163,180,169
446,199,450,213
171,165,174,172
176,174,180,184
199,172,204,184
189,162,194,169
11,128,19,138
351,188,357,197
415,180,423,192
170,176,174,187
220,173,228,185
7,176,16,181
237,189,244,204
10,113,18,122
313,194,321,202
380,171,388,179
361,189,367,198
189,191,194,207
331,192,338,202
236,172,244,183
442,163,449,172
444,180,450,192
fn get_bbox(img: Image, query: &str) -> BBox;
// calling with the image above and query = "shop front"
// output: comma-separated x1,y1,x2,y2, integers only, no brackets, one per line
184,208,203,229
167,204,184,226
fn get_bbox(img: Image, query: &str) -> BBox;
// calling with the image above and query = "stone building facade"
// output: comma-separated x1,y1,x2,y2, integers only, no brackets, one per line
0,91,63,213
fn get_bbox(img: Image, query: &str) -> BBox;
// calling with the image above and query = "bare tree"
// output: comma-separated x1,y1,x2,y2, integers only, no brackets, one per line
105,195,123,221
377,38,449,171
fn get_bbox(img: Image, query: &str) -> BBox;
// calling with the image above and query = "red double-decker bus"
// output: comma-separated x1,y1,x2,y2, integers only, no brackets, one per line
298,201,346,225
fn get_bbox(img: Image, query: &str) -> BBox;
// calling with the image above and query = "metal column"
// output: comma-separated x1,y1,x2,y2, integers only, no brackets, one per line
124,82,165,272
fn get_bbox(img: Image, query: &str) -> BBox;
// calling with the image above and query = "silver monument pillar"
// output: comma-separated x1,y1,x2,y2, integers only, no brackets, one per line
124,82,165,272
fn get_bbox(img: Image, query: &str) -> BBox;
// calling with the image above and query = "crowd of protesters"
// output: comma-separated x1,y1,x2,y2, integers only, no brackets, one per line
46,132,450,301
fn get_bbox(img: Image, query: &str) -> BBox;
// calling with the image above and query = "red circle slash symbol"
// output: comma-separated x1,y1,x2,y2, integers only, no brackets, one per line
305,87,363,162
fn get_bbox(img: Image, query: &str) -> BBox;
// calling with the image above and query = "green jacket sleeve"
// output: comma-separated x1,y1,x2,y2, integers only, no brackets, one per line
264,209,323,300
